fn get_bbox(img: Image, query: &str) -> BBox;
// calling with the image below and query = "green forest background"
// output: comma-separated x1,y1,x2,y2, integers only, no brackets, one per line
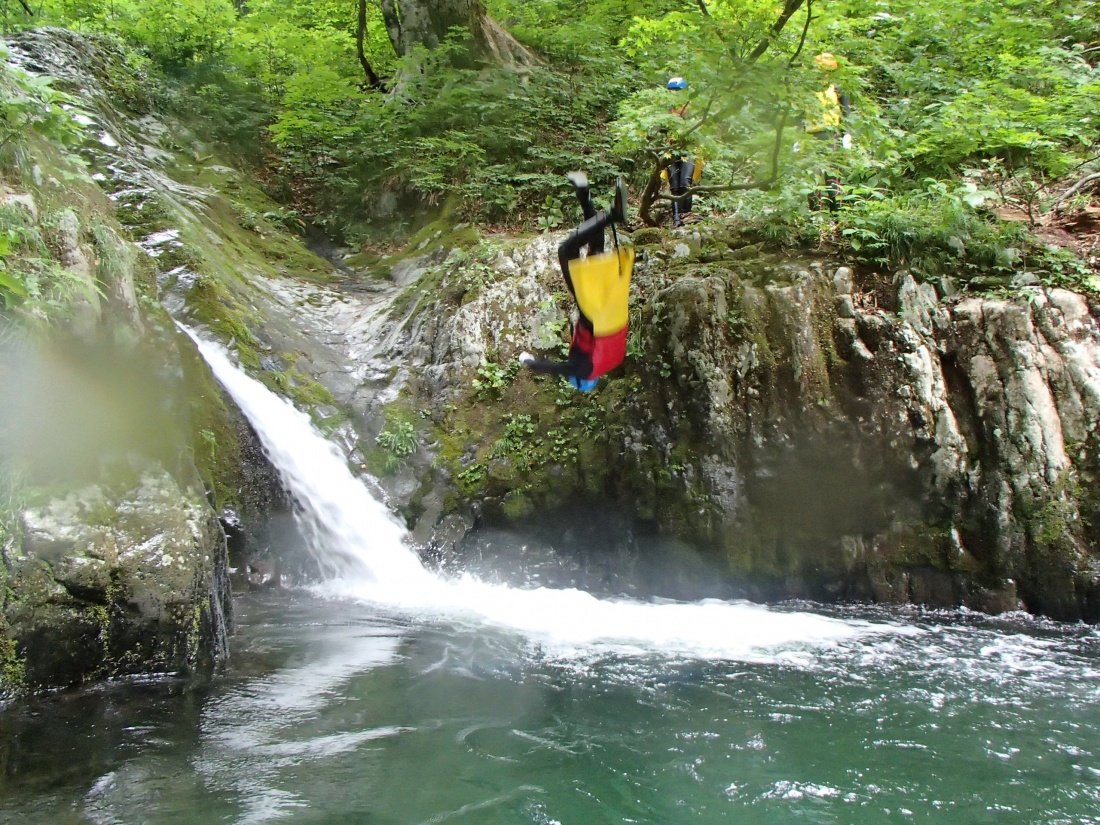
2,0,1099,300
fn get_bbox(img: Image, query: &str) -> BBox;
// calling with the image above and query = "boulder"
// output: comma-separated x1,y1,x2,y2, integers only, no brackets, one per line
4,464,231,690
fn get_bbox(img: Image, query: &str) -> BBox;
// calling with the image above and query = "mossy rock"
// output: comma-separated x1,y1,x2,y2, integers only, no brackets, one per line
6,465,230,691
631,227,664,247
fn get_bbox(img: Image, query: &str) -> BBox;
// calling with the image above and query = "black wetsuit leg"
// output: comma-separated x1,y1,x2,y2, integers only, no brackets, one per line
575,182,597,222
669,158,684,225
680,159,695,213
669,158,695,225
811,130,842,212
523,346,593,379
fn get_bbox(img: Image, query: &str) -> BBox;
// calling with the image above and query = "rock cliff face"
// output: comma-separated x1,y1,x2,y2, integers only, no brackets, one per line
0,31,245,694
8,464,230,687
389,232,1100,621
0,326,240,692
1,28,387,694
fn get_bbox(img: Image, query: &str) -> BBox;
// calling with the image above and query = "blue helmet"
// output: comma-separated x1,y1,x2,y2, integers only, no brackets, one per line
667,76,687,90
568,376,599,392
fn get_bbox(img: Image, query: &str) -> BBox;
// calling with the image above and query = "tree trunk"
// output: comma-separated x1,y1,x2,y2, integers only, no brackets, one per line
379,0,535,68
357,0,386,90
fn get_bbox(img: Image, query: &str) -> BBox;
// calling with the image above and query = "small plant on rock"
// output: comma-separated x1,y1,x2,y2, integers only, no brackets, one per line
376,417,419,470
472,360,511,399
536,195,565,233
493,414,537,467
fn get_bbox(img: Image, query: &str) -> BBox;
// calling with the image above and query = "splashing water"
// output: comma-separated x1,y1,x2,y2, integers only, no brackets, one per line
189,331,898,660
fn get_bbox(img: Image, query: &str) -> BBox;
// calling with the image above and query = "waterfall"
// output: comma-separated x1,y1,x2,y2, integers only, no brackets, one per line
188,330,434,593
190,331,896,660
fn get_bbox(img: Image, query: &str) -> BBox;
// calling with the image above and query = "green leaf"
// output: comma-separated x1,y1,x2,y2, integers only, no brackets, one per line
0,269,29,300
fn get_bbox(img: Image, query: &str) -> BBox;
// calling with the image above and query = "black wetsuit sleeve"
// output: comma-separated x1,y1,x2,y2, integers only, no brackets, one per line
523,355,578,377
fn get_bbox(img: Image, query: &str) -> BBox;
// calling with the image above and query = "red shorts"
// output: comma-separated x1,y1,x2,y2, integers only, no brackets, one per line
572,324,627,379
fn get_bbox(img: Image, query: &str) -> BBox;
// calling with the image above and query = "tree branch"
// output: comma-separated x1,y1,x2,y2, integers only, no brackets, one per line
699,0,809,128
1051,171,1100,212
680,94,716,142
747,0,806,63
660,112,790,200
787,0,812,69
18,0,33,14
639,150,671,226
639,0,807,224
767,109,789,181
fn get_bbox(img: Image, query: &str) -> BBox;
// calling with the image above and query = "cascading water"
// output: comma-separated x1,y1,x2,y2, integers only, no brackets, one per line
186,329,431,591
190,331,896,660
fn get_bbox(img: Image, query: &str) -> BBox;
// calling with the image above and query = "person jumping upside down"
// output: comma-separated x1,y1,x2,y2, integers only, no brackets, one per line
518,172,632,391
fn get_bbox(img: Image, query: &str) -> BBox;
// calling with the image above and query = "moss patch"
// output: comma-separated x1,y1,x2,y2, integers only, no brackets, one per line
177,329,247,511
415,343,710,533
0,626,27,696
184,274,264,370
1019,472,1086,569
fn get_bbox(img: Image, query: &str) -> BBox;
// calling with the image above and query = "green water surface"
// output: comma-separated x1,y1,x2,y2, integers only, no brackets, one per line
1,592,1098,824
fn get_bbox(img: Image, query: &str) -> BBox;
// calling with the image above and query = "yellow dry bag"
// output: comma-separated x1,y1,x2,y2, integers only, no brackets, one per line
569,247,634,336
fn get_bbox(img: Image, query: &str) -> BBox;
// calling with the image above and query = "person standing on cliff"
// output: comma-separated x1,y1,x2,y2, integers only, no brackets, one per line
663,76,703,227
804,53,851,212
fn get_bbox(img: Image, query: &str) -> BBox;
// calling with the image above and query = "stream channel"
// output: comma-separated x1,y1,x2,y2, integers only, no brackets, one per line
1,336,1098,824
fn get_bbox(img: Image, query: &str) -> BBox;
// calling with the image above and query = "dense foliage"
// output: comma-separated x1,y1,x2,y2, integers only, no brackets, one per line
0,40,97,318
3,0,1099,289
